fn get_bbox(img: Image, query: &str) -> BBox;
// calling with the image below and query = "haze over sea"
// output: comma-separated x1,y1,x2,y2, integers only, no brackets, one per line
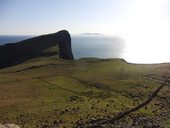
0,35,169,64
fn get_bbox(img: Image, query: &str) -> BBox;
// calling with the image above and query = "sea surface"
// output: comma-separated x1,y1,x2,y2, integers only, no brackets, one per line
0,35,125,59
0,35,34,45
0,35,169,64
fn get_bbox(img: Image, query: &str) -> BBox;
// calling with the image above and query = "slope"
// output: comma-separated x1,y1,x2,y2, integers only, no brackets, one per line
0,56,169,128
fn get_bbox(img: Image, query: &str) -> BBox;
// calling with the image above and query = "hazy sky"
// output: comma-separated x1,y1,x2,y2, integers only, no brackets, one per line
0,0,169,35
0,0,126,35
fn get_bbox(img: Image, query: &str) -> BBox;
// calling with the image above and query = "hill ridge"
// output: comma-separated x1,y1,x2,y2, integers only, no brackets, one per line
0,30,74,68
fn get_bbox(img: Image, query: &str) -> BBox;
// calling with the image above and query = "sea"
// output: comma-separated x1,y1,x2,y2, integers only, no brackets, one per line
0,35,125,59
0,35,169,64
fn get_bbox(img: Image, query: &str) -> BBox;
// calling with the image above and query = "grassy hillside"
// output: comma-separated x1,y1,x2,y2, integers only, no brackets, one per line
0,55,169,127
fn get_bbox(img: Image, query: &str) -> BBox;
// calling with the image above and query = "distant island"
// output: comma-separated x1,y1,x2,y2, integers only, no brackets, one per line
80,33,104,36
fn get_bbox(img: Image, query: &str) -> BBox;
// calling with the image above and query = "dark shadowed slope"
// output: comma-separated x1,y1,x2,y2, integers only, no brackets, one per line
0,30,74,68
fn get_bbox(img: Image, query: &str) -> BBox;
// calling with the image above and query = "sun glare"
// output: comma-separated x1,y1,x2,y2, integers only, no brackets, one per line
121,0,170,63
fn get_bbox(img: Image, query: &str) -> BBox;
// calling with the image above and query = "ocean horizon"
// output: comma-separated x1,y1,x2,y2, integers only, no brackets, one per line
0,35,169,64
0,35,125,59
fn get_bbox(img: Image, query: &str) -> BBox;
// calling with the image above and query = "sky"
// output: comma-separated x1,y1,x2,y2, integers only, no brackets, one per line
0,0,128,35
0,0,168,35
0,0,170,63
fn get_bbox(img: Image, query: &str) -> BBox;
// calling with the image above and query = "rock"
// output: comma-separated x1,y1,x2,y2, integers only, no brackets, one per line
0,124,5,128
56,30,74,60
0,124,20,128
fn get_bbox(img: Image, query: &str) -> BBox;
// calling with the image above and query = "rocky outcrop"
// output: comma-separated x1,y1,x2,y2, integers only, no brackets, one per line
57,30,74,60
0,30,74,68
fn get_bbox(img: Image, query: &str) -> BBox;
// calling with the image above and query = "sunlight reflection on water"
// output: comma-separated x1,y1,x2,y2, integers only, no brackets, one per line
0,35,169,64
72,35,170,64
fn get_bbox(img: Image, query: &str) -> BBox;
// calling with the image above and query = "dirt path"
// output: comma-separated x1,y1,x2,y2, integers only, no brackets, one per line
77,77,170,128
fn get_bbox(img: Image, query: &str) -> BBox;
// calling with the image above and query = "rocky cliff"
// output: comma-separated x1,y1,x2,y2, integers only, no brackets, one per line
57,30,74,60
0,30,74,68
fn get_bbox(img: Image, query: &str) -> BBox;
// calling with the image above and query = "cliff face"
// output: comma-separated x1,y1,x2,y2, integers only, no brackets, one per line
57,30,74,60
0,30,74,68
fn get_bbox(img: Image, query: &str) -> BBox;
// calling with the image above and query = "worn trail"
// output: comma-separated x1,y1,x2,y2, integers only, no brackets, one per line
79,77,170,128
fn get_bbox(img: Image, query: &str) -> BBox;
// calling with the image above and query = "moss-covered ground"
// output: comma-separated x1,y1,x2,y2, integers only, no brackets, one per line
0,56,169,127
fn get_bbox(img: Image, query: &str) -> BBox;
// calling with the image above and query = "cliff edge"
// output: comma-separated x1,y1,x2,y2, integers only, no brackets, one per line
0,30,74,68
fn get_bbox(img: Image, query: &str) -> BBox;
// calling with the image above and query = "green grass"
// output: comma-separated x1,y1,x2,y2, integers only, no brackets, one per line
0,56,170,127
